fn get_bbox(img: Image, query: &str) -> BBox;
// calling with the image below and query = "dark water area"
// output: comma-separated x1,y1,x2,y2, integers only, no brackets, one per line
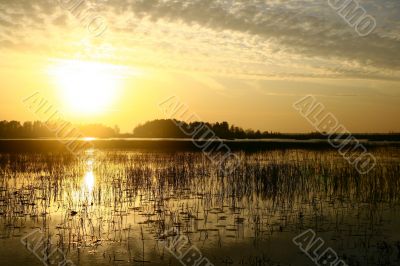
0,138,399,153
0,142,399,266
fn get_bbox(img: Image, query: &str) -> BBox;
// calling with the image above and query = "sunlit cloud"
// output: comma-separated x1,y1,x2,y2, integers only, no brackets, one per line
0,0,399,80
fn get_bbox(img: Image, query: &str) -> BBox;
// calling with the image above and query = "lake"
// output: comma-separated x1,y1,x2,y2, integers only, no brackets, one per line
0,141,399,266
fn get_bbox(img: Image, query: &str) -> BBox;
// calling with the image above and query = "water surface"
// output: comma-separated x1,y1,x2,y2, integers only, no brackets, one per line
0,147,399,266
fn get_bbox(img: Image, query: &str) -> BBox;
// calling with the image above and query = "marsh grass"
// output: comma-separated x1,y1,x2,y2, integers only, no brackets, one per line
0,148,399,265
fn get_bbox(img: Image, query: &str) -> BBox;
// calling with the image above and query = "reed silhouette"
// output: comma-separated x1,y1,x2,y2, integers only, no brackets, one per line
0,148,399,265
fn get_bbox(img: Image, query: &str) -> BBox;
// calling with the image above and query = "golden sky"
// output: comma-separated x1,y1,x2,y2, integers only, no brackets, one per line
0,0,399,133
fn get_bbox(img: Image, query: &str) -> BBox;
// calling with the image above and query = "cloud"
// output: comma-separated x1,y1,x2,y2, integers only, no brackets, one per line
0,0,399,80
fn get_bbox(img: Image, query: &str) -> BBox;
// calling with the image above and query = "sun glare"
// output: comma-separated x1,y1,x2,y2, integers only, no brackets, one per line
50,60,124,115
83,171,95,193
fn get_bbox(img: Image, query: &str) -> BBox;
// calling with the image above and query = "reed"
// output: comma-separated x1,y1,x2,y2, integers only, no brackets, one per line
0,147,399,265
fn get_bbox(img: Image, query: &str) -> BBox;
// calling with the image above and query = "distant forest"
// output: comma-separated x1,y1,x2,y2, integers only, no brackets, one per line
133,119,280,139
0,119,399,141
131,120,400,141
0,120,119,138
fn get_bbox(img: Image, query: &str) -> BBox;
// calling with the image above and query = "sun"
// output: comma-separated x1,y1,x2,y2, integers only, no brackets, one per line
50,59,123,114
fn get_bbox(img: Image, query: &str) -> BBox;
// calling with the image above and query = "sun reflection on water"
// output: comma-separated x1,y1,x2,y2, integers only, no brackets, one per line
83,170,95,193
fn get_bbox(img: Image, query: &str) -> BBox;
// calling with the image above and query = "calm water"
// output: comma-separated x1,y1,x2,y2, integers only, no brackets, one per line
0,147,399,266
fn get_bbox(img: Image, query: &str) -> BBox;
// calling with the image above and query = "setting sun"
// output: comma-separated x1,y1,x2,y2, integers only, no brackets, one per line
49,60,123,115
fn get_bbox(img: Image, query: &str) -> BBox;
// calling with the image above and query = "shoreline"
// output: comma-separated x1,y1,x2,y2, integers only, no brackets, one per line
0,138,399,152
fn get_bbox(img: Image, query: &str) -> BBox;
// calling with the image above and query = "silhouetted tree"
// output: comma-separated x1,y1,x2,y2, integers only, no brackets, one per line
0,120,118,138
0,119,399,140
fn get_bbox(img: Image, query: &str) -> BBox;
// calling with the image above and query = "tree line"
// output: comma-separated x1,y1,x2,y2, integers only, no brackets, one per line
132,119,283,139
132,119,400,141
0,119,399,141
0,120,119,138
